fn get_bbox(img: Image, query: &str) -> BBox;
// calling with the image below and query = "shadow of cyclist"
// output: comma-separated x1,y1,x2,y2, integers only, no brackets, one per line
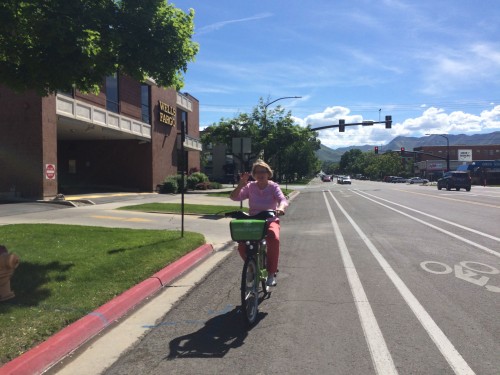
166,306,267,359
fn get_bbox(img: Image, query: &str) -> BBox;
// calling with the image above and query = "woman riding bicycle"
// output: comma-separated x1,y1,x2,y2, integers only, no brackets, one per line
229,160,288,287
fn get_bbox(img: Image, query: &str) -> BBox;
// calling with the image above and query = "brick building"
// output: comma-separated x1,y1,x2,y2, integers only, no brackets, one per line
412,145,500,184
0,75,202,200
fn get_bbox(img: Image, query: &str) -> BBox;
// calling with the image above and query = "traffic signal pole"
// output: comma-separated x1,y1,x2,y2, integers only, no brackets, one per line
311,116,392,132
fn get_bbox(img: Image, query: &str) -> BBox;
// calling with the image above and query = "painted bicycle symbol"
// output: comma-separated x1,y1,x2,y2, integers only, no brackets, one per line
420,261,500,293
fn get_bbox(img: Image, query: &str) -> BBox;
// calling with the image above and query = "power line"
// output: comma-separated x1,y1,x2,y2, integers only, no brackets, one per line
200,100,499,112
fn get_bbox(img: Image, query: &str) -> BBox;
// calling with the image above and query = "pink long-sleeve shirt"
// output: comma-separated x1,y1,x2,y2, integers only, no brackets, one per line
231,181,288,216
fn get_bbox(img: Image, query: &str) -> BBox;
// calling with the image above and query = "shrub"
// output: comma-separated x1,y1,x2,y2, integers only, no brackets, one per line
209,181,222,189
187,176,198,190
195,181,223,190
159,177,178,194
195,182,210,190
159,173,221,193
187,172,209,190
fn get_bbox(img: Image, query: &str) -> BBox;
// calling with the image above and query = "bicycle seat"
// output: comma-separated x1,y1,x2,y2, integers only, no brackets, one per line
225,210,277,220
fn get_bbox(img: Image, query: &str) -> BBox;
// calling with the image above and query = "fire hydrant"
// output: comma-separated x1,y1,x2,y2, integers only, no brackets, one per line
0,245,20,301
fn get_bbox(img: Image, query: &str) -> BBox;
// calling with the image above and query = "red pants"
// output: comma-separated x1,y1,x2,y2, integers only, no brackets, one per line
237,221,280,274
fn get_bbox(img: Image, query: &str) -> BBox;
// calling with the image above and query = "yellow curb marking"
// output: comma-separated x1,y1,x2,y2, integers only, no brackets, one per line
66,193,154,200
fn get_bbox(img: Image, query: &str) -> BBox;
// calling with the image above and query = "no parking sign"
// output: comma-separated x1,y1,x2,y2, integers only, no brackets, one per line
45,164,56,180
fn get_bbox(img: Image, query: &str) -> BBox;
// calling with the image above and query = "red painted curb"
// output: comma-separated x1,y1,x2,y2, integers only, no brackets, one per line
0,244,215,375
153,243,214,285
0,314,104,375
94,278,161,323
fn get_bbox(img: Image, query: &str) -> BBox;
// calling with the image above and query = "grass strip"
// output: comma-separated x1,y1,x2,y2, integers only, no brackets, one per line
118,203,248,215
0,224,204,365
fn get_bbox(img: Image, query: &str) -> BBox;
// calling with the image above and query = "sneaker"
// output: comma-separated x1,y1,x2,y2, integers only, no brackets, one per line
266,275,277,287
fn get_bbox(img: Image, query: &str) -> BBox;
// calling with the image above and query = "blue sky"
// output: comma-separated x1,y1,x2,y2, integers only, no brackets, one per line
178,0,500,149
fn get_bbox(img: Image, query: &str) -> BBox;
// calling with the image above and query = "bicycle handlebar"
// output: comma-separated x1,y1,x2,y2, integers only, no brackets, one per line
225,210,282,220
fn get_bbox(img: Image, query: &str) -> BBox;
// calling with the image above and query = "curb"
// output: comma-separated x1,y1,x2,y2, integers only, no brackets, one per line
0,244,214,375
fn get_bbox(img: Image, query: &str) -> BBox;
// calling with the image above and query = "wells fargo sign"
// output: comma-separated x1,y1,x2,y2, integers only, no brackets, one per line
159,101,176,126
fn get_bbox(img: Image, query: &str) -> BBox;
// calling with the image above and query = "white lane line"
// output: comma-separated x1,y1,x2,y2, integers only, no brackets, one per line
327,190,476,375
351,190,500,259
322,192,398,375
358,190,500,243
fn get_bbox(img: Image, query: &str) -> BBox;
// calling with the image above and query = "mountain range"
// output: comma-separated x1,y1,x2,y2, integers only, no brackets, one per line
316,131,500,163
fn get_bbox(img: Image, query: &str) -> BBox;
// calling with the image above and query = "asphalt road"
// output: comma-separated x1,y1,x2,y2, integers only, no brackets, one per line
88,181,499,374
4,181,499,374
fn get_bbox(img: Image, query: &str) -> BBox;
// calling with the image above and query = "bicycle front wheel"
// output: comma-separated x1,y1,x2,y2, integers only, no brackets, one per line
241,256,258,326
261,248,269,294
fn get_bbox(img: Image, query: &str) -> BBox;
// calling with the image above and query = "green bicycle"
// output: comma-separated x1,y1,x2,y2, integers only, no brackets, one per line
226,210,277,326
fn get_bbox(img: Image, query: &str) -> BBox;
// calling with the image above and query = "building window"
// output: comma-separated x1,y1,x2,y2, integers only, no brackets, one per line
141,84,151,124
180,110,188,135
106,74,119,113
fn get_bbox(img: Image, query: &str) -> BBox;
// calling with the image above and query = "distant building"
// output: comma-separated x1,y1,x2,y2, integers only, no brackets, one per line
412,145,500,184
201,142,235,184
0,75,202,200
201,133,255,184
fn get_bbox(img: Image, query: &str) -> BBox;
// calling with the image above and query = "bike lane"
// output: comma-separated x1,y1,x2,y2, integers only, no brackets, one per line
94,187,376,375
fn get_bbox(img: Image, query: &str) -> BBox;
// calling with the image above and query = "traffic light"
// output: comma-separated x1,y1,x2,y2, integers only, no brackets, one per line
385,115,392,129
400,147,405,156
339,119,345,132
374,146,379,154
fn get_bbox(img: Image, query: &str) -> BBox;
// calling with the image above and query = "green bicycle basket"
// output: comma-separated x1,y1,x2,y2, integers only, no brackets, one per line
230,219,267,241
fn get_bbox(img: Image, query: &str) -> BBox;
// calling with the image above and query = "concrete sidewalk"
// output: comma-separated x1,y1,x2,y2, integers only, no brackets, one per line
0,188,300,375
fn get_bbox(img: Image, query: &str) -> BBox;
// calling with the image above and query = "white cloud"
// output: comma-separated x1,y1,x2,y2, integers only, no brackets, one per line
302,106,362,127
196,13,273,35
419,42,500,95
479,105,500,129
399,107,490,135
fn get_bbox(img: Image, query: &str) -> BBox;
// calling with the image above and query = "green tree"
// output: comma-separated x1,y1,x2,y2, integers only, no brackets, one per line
336,148,405,180
365,152,403,180
0,0,198,95
339,149,363,175
321,161,339,175
280,124,321,181
201,99,321,181
200,113,262,171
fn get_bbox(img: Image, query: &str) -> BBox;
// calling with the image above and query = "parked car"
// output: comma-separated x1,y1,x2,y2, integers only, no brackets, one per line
391,177,407,183
437,171,471,191
407,177,429,184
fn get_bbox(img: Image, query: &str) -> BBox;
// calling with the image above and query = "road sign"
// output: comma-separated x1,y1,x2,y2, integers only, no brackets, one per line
458,149,472,162
45,164,56,180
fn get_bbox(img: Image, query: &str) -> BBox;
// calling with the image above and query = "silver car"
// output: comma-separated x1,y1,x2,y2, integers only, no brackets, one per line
407,177,429,184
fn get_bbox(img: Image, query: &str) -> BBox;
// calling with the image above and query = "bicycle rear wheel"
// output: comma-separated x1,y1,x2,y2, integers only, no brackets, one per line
241,256,258,325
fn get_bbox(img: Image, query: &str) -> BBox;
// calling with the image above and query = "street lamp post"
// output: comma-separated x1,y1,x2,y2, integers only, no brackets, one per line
262,96,302,133
426,133,450,172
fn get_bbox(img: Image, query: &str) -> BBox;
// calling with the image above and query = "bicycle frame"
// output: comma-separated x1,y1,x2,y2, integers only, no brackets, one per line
243,237,269,290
